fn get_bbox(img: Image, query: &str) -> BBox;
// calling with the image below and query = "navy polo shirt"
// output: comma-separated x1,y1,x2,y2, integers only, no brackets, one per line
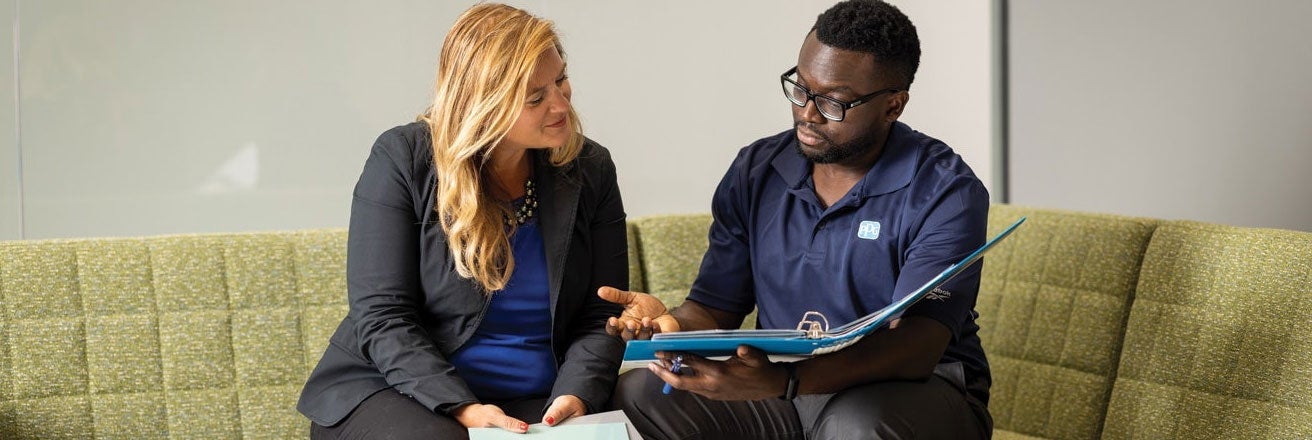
687,121,992,401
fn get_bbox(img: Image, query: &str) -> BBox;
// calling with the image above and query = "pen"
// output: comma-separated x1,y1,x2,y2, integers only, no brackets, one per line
661,355,683,395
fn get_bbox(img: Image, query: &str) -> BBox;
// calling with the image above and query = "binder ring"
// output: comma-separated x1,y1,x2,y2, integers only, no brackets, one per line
795,311,830,339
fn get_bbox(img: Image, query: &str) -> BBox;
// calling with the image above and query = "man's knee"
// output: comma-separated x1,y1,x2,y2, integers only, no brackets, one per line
809,378,986,440
811,392,913,440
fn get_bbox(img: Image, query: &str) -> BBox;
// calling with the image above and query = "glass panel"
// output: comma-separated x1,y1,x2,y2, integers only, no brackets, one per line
17,1,458,238
12,0,998,237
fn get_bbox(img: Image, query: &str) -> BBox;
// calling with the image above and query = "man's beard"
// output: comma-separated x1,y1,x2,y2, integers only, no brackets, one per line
793,122,882,164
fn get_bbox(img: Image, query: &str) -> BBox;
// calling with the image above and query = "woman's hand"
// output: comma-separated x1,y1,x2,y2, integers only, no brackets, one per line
541,394,587,426
598,286,681,341
452,403,528,434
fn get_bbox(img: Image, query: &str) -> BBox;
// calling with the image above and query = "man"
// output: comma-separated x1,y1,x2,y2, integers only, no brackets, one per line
600,1,992,439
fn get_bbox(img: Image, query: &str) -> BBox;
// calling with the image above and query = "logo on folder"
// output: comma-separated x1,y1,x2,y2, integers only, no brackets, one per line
857,221,881,240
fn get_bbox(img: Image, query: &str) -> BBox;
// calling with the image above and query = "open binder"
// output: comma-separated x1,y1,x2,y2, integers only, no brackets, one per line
622,217,1026,364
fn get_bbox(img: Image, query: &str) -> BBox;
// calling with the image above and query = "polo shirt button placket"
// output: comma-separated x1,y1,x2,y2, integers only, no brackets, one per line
808,218,829,256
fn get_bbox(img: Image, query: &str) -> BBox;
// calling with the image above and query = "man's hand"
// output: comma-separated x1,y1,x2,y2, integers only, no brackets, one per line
541,395,586,426
598,286,681,340
647,345,790,401
452,403,528,433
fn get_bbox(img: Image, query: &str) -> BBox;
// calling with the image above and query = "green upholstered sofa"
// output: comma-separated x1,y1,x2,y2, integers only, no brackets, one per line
2,204,1310,438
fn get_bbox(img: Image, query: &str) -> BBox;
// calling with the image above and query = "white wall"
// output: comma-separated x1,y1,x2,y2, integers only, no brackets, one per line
891,1,997,201
551,0,998,217
0,0,995,239
1009,0,1312,231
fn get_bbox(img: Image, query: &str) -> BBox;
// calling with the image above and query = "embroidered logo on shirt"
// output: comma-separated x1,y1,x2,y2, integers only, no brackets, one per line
926,287,952,301
857,221,881,240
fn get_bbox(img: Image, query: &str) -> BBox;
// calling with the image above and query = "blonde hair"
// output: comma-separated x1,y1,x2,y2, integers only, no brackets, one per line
420,3,584,293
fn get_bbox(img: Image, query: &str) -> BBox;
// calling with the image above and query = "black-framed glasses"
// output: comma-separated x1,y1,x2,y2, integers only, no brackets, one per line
780,66,900,122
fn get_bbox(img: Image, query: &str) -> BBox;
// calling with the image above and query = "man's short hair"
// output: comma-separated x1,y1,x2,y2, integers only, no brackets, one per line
813,0,921,89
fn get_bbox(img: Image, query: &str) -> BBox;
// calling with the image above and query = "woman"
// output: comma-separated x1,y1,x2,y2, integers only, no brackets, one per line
297,4,627,438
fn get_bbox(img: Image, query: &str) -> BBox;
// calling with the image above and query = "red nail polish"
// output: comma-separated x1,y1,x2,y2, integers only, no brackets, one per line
546,416,556,425
520,422,529,431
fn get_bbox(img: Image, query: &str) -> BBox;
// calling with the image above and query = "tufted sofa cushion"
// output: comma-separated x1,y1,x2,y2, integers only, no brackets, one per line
0,230,347,439
628,214,713,298
1102,221,1312,438
977,205,1157,439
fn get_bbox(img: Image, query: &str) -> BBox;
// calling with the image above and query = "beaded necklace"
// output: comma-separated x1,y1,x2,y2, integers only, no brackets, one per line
507,179,537,226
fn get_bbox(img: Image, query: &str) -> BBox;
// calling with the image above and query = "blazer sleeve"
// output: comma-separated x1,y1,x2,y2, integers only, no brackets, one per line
548,145,627,413
346,130,478,415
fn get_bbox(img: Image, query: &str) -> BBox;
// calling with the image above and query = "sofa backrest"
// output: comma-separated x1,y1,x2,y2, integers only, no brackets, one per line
1101,221,1312,438
626,213,767,329
0,230,348,439
977,205,1157,439
627,214,714,307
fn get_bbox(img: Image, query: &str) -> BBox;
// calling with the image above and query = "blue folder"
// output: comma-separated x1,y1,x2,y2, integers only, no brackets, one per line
622,217,1026,363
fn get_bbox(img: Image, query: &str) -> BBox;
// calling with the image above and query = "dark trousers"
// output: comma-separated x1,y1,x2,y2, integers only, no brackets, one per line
310,388,547,440
612,362,992,440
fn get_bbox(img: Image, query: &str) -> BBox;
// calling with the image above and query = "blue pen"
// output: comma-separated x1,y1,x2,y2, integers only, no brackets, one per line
661,355,683,395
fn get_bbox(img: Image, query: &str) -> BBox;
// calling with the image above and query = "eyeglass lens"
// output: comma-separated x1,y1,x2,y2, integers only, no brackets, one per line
783,80,845,120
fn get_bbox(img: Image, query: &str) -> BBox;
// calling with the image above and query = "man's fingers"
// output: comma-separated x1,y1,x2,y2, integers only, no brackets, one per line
647,362,685,390
623,322,636,340
736,345,769,368
605,317,622,336
610,318,650,342
661,351,706,368
654,315,681,334
597,286,633,305
637,317,654,340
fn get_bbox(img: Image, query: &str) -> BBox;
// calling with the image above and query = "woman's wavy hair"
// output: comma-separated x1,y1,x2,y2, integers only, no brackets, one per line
419,3,584,293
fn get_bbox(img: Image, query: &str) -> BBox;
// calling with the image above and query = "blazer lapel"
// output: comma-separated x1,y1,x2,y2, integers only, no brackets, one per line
534,152,580,318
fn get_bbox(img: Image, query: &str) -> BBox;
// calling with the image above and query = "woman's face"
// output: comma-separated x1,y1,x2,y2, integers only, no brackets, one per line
499,46,572,151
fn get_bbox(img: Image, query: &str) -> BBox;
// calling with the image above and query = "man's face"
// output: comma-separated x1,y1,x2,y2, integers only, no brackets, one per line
791,32,904,165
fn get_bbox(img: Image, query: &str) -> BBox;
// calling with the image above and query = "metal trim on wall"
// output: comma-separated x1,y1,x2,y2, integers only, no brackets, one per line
991,0,1009,203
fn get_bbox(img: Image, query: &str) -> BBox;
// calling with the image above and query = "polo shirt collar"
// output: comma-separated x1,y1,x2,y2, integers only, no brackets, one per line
771,121,919,198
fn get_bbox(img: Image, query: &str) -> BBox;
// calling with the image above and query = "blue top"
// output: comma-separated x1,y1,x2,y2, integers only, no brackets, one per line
447,218,556,401
686,121,992,402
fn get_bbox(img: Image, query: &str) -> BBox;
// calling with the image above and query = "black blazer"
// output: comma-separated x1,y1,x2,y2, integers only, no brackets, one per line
297,122,627,426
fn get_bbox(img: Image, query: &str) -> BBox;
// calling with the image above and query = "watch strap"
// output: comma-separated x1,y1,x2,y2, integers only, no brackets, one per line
779,362,799,400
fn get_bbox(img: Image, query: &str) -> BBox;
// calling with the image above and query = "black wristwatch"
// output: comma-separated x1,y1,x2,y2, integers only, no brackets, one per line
779,362,799,400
